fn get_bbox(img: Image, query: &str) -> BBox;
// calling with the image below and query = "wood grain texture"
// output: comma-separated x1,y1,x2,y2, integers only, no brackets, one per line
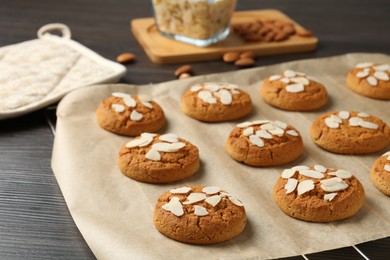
0,0,389,259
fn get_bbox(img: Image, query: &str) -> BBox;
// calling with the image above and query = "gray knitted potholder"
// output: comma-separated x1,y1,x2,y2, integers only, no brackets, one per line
0,23,126,119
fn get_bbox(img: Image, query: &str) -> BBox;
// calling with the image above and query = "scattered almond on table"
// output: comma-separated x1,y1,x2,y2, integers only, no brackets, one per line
116,53,136,63
223,52,240,63
235,58,255,67
179,73,192,80
174,64,192,77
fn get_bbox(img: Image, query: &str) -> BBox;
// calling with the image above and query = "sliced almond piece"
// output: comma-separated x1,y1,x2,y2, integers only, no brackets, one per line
125,138,150,148
138,95,152,102
290,77,310,85
284,178,298,194
384,165,390,172
273,120,288,129
219,89,233,105
358,112,370,117
243,127,254,136
141,101,153,109
286,83,305,93
260,123,275,130
152,142,185,152
331,169,352,179
112,92,130,98
205,195,222,207
252,120,271,125
324,193,337,201
292,165,309,171
321,181,349,192
269,75,282,81
338,111,350,119
194,205,209,216
202,186,222,195
367,76,378,86
359,121,378,129
145,149,161,161
123,95,136,108
314,165,327,173
286,130,298,136
183,193,207,204
284,70,296,78
282,169,296,178
297,180,315,195
170,187,192,194
198,90,213,102
237,122,253,128
190,85,203,92
204,83,221,92
268,127,284,136
373,64,390,71
111,104,125,113
130,110,143,121
159,134,179,143
256,129,273,139
349,117,363,126
356,62,373,68
325,117,339,128
374,71,389,81
249,135,264,147
299,169,325,179
320,177,343,186
330,114,342,123
280,77,290,84
229,196,244,207
356,70,369,78
162,197,184,217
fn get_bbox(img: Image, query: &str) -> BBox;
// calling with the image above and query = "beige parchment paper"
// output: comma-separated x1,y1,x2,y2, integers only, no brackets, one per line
52,53,390,259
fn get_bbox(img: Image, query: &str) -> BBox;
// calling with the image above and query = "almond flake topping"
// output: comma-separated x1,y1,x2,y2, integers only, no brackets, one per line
384,165,390,172
194,205,209,216
367,76,378,86
219,89,233,105
328,169,352,179
292,165,309,171
269,75,281,81
243,127,254,136
141,101,153,109
282,169,296,179
358,112,370,117
349,117,363,126
237,122,252,128
145,148,161,161
249,135,264,147
159,133,179,143
324,193,338,201
170,187,192,194
229,196,244,207
286,130,298,137
297,180,315,195
360,121,378,129
273,120,288,129
190,85,203,92
356,62,373,68
130,110,143,121
290,77,310,85
374,64,390,71
123,95,136,107
338,111,350,119
231,89,240,95
202,186,222,195
152,142,186,152
111,104,125,113
205,195,221,207
374,71,389,81
314,165,327,173
198,90,217,104
330,114,342,123
299,169,325,179
285,178,298,194
256,129,273,139
112,92,130,98
162,197,184,217
138,95,152,102
252,120,271,125
280,78,290,83
182,193,207,204
268,127,284,136
125,137,151,148
204,83,221,92
356,70,369,78
284,70,297,78
325,117,339,128
286,83,305,93
260,123,275,130
320,177,348,192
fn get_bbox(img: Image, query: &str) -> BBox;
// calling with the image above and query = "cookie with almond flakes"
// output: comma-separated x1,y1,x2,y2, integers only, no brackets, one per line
226,120,304,166
118,133,199,183
153,185,246,244
370,152,390,196
310,111,390,154
96,92,165,136
273,165,365,222
181,82,252,122
346,62,390,100
260,70,328,111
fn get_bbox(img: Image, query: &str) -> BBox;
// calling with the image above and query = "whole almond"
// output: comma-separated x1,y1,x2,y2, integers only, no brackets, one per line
174,64,191,77
244,33,262,42
240,51,255,59
282,24,296,35
275,31,289,42
116,53,136,63
223,52,240,63
235,58,255,67
179,73,192,80
264,31,276,42
297,29,313,37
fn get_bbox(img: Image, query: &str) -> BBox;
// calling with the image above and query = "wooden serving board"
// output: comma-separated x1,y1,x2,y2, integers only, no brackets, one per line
131,9,318,64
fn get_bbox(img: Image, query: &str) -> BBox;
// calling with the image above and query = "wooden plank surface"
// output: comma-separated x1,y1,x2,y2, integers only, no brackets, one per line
131,9,318,64
0,0,389,259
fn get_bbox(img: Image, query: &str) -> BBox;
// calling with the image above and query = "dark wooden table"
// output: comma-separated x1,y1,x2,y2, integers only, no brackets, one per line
0,0,389,259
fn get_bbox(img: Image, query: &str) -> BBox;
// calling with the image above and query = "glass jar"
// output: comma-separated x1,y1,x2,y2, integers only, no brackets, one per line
151,0,237,47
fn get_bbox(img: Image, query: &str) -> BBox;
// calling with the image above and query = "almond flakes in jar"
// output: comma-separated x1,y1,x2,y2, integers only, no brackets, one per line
151,0,237,47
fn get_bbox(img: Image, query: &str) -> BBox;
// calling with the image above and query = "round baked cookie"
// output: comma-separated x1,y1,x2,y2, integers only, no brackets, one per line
370,151,390,196
310,111,390,154
181,82,252,122
260,70,328,111
118,133,199,183
153,185,246,244
96,92,165,136
226,120,304,166
273,165,365,222
346,62,390,100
